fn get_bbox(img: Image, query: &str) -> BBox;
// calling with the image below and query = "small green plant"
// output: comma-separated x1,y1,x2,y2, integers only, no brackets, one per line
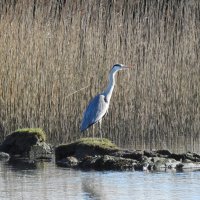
14,128,46,142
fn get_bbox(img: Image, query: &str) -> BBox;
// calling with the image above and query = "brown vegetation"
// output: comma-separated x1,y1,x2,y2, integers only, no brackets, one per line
0,0,199,153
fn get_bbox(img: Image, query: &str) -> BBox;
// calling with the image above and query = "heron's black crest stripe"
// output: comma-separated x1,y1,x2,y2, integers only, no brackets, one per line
109,64,122,73
112,64,121,69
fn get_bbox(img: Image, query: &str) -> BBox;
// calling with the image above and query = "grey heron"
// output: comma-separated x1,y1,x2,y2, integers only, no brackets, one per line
80,64,130,138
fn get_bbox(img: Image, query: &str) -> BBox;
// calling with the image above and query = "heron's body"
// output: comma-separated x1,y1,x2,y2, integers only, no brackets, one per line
80,94,109,131
80,64,129,134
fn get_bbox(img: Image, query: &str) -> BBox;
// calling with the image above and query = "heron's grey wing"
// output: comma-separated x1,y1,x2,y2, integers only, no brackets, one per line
80,94,108,132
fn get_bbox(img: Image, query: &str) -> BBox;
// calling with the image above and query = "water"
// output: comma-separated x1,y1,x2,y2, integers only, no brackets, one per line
0,160,200,200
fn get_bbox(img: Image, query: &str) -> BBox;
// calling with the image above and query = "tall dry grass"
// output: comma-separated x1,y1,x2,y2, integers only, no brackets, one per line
0,0,199,153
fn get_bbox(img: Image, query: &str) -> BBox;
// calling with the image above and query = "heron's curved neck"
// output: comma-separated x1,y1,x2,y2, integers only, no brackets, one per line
103,69,118,102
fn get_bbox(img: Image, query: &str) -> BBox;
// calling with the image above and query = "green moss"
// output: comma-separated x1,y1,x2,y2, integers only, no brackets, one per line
55,137,119,161
14,128,46,142
56,138,119,152
75,137,119,150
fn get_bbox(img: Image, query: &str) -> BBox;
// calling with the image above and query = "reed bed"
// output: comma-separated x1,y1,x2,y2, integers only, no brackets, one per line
0,0,199,153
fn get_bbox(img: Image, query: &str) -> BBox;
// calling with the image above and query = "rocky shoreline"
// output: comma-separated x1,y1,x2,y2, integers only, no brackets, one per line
55,139,200,171
1,129,200,171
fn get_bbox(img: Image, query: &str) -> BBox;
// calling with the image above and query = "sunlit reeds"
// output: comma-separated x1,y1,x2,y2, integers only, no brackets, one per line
0,0,199,153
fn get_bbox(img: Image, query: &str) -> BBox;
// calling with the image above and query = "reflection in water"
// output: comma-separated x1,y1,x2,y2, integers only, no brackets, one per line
0,161,200,200
81,173,104,200
7,158,38,170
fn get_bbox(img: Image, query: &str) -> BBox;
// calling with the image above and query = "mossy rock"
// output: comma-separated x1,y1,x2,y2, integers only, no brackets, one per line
0,128,47,156
76,138,118,149
55,137,119,161
14,128,46,142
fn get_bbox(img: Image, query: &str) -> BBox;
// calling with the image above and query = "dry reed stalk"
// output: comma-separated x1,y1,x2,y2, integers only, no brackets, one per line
0,0,199,153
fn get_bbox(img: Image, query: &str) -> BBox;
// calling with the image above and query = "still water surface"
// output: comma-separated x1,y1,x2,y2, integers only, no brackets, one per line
0,160,200,200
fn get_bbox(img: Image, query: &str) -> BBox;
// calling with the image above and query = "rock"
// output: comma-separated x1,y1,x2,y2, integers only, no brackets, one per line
0,152,10,161
152,157,181,170
178,161,200,169
155,150,172,157
57,156,79,168
0,131,37,156
0,128,52,160
170,152,200,162
55,138,200,171
144,150,157,157
134,163,145,171
55,138,140,171
176,163,184,170
112,150,144,161
79,155,136,171
98,155,136,171
55,138,119,162
164,159,181,169
29,143,52,160
170,153,186,161
55,143,77,162
134,156,153,171
144,150,171,158
79,156,101,169
185,152,200,162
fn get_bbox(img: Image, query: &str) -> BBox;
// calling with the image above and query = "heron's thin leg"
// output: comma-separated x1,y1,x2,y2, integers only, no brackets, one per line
92,125,94,138
86,129,89,138
99,120,102,140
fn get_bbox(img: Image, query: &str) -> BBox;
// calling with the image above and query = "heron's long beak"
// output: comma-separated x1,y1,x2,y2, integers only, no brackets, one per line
122,65,133,69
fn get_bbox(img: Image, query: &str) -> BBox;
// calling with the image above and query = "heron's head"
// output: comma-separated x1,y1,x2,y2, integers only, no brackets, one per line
111,64,130,72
